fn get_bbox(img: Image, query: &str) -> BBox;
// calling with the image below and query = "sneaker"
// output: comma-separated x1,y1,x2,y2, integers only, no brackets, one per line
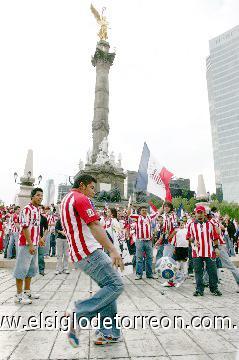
193,290,204,296
55,270,62,275
211,289,222,296
14,294,32,305
189,273,194,278
24,291,40,299
63,269,70,274
39,271,45,276
94,332,122,345
65,310,80,348
67,331,80,348
146,275,157,279
162,281,175,287
135,274,142,280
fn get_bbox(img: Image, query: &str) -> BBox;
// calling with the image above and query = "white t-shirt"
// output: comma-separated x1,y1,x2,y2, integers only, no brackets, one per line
175,228,188,248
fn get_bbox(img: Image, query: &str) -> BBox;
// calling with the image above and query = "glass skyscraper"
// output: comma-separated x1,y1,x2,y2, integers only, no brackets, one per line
206,25,239,202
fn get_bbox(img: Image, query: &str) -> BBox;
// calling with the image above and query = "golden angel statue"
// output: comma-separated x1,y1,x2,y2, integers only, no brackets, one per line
90,4,109,41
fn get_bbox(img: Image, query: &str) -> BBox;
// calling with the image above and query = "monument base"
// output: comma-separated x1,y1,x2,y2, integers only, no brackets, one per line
18,184,34,208
75,162,126,198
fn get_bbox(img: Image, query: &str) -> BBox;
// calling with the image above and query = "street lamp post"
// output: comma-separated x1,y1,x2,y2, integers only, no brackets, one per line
13,172,43,186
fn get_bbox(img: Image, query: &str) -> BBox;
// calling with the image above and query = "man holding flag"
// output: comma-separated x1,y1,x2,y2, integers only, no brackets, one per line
135,142,174,203
130,142,175,279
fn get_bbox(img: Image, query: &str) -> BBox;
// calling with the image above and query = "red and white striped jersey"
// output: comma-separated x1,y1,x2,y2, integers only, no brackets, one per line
209,218,226,245
47,213,58,233
162,212,178,243
19,203,41,246
129,212,158,240
186,220,219,258
11,214,20,233
60,189,101,263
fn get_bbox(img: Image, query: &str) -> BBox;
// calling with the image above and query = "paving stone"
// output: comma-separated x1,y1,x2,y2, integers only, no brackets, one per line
131,357,169,360
186,329,237,354
210,353,239,359
170,356,211,360
126,339,166,357
9,330,57,359
89,341,128,358
0,331,25,359
0,268,238,359
50,330,89,359
156,330,204,356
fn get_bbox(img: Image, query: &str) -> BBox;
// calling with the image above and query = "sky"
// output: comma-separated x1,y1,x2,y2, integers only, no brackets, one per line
0,0,239,204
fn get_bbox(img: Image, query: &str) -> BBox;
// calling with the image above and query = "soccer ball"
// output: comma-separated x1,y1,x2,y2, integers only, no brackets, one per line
155,256,177,280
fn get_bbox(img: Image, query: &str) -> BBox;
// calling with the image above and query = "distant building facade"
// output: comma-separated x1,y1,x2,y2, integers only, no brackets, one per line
57,183,71,202
126,170,138,198
44,179,55,205
206,25,239,202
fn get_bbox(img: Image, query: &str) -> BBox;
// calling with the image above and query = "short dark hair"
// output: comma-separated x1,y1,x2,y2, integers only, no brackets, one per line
139,206,147,211
164,201,173,212
73,174,97,188
210,206,218,213
110,208,118,219
31,187,43,199
14,206,20,211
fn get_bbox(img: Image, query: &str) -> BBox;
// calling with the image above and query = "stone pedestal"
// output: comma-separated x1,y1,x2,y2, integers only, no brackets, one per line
77,162,126,198
196,174,208,200
18,184,34,208
16,149,35,209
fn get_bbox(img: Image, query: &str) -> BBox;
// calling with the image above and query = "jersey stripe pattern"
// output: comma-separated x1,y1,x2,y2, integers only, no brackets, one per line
209,218,226,245
19,204,41,246
60,190,101,262
129,213,158,240
163,212,177,243
186,220,219,258
11,214,19,233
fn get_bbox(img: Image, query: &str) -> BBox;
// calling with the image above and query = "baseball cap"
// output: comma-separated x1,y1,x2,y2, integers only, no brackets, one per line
195,205,206,213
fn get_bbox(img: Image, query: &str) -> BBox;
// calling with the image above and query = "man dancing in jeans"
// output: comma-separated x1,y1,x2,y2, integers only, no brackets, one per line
60,174,124,347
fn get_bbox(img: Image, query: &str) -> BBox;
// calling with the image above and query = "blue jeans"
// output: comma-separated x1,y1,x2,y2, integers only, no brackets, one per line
224,235,236,257
219,245,239,285
163,243,174,258
156,245,164,262
74,249,124,338
193,257,218,293
135,239,153,277
7,233,19,258
13,245,38,279
44,233,51,256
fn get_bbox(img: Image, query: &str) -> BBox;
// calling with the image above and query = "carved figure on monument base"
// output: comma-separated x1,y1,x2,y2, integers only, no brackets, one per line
86,149,93,164
109,151,116,166
99,137,109,155
109,187,121,203
95,150,109,166
117,153,122,168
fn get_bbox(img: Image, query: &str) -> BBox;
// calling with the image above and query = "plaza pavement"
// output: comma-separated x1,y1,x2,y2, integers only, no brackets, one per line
0,266,238,360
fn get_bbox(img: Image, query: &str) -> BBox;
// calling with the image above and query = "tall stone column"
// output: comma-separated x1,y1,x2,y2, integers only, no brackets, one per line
17,149,35,208
91,40,115,163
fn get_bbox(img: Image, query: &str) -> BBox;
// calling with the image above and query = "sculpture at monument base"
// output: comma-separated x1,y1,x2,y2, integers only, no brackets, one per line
95,187,121,203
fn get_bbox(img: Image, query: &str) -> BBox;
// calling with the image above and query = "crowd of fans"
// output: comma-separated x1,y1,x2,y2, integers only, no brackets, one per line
0,200,239,296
